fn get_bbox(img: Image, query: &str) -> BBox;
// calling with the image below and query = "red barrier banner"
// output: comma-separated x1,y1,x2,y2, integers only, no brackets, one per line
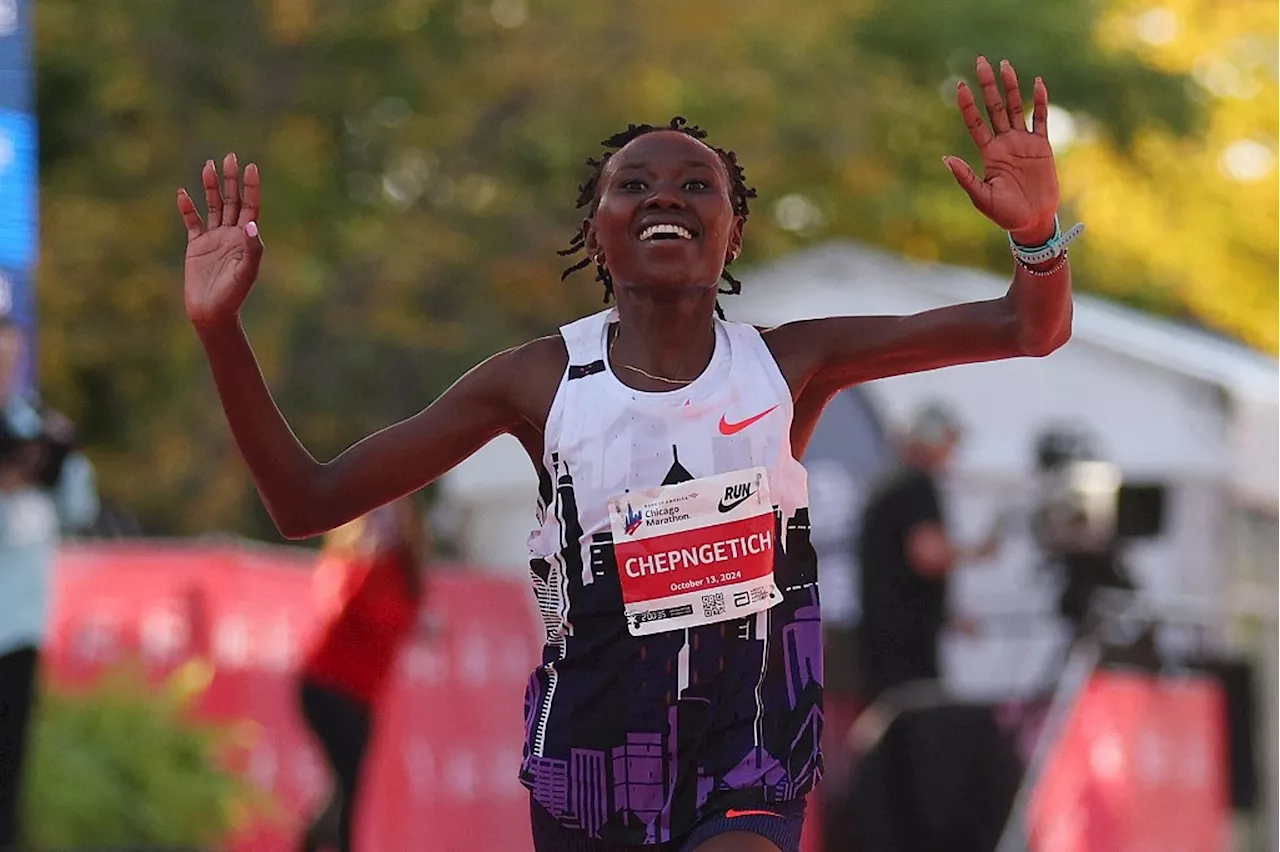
1027,669,1231,852
44,542,823,852
45,542,543,852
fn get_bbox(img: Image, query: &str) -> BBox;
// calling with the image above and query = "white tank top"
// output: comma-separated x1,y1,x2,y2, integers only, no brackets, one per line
530,308,809,566
520,307,823,845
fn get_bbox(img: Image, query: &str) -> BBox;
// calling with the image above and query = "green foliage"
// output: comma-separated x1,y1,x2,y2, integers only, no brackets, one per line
1061,0,1279,353
850,0,1202,143
30,0,1274,536
23,661,275,849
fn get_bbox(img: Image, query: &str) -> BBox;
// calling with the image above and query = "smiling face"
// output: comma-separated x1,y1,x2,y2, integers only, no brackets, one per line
583,130,745,298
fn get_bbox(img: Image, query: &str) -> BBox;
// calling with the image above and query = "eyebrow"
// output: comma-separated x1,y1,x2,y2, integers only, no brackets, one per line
612,159,719,173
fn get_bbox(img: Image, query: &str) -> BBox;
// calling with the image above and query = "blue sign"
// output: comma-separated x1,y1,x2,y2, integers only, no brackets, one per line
0,0,29,114
0,110,36,269
0,0,35,391
0,0,30,70
0,0,31,115
0,67,30,112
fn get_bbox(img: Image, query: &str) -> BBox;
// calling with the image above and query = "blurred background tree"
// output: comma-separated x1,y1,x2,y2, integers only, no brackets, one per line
32,0,1276,537
1061,0,1277,351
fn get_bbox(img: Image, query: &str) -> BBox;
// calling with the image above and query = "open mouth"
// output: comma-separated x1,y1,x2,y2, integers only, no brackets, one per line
639,223,695,242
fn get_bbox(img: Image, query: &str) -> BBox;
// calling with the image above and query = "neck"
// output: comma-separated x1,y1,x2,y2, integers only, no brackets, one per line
611,287,718,386
901,445,940,473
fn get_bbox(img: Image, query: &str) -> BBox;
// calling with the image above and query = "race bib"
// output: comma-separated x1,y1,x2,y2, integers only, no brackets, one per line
608,467,784,637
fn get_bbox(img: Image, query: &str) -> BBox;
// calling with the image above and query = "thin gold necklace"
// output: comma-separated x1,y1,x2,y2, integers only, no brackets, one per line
609,325,699,386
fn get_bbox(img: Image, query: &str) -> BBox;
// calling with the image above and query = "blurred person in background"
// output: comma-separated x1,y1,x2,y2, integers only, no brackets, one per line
296,496,430,852
0,317,99,850
843,402,1013,852
856,402,1002,703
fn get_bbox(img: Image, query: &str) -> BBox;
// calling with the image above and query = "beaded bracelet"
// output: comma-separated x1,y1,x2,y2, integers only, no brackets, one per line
1016,251,1070,277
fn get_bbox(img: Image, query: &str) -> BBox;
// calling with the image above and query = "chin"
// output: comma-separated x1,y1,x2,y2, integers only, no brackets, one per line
615,272,720,302
614,252,722,294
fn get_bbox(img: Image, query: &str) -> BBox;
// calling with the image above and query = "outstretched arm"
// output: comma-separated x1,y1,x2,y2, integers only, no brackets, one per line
769,57,1073,395
178,156,552,539
195,320,530,539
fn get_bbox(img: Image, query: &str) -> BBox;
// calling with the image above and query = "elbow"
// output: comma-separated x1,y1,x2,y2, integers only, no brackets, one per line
264,494,327,541
260,466,339,541
1018,317,1073,358
271,509,320,541
1019,333,1066,358
276,519,319,541
267,471,358,541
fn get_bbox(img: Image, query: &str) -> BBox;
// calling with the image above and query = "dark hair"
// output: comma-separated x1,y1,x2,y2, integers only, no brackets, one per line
558,117,757,319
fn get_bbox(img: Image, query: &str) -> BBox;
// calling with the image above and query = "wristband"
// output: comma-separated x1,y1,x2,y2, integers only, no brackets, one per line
1016,252,1069,277
1009,215,1085,265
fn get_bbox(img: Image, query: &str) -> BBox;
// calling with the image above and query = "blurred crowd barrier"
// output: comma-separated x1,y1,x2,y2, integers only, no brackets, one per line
1026,669,1229,850
829,651,1234,851
1006,598,1246,852
38,541,1239,852
44,541,544,852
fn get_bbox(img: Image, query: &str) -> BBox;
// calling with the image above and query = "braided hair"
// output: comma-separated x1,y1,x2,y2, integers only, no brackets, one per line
558,117,757,319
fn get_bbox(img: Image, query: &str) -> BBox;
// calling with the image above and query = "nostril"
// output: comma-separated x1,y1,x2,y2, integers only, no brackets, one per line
645,193,684,209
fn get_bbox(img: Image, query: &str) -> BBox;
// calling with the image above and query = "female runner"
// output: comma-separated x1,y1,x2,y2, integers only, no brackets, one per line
177,56,1074,851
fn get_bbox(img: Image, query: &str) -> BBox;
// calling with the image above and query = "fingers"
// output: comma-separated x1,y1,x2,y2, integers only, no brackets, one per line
975,56,1010,134
961,57,1042,145
246,221,265,268
201,160,223,230
238,220,267,285
176,189,205,243
943,156,993,216
956,81,994,150
238,163,261,227
1001,60,1026,131
1032,76,1050,138
192,154,258,234
220,153,240,227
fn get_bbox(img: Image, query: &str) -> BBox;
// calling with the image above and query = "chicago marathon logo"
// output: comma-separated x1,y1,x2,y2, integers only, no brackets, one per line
624,503,644,535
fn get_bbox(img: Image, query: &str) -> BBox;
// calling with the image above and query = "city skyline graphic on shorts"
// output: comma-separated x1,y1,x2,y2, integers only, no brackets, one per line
523,443,823,844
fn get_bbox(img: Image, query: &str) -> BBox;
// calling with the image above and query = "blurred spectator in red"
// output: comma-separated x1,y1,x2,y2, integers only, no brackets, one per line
297,497,430,852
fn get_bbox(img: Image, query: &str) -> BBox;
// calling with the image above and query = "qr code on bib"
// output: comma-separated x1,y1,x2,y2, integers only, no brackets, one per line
702,592,726,618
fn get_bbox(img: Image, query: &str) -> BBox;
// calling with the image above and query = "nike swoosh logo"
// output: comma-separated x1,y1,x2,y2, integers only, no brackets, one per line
718,405,778,436
724,808,782,818
718,488,756,514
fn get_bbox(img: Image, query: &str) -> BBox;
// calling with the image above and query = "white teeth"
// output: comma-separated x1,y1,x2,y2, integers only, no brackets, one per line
640,223,693,241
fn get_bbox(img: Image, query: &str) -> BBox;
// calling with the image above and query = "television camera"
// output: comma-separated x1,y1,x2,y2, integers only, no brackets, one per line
1029,427,1167,629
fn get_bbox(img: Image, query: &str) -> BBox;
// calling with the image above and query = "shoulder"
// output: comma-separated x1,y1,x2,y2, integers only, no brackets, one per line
752,321,830,398
483,334,567,429
868,465,928,501
474,333,567,385
497,333,568,371
756,319,823,351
